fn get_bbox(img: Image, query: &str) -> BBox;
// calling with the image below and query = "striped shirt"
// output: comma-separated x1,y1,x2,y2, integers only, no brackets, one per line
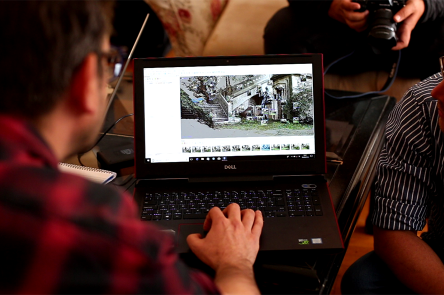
372,73,444,248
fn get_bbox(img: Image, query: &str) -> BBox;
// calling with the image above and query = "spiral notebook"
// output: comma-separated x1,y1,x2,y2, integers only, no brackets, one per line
59,163,117,184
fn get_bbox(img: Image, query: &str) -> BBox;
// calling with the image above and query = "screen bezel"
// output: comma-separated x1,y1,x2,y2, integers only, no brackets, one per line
134,54,326,179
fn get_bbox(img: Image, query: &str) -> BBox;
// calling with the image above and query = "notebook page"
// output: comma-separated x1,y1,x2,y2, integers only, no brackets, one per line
59,163,117,184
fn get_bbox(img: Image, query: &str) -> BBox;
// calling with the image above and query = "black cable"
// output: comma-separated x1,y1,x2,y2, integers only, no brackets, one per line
77,153,85,166
93,113,134,148
324,50,401,99
323,51,355,76
77,113,134,166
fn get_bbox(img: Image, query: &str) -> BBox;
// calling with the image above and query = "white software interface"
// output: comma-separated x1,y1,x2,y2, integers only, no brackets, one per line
143,63,316,163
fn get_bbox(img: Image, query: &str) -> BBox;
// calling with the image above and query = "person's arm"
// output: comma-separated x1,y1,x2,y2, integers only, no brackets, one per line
371,75,444,294
328,0,369,32
420,0,444,23
187,204,263,295
373,226,444,294
391,0,425,50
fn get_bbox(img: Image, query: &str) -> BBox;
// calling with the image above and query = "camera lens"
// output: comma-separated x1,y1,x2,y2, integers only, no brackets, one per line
368,9,397,54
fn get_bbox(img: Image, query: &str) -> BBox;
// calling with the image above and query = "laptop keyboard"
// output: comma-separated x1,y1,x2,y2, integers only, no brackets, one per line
141,188,323,221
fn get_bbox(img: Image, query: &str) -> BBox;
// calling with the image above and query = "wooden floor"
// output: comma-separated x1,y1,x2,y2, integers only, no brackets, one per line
330,197,374,294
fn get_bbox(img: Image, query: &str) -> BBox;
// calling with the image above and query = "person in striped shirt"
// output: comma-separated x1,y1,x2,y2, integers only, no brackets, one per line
341,60,444,294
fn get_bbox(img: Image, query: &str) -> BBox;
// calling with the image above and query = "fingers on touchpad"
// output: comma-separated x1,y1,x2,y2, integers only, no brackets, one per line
176,224,205,253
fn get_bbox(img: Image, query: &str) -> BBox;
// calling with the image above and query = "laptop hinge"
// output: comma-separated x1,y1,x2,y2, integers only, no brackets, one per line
189,174,327,183
188,175,274,183
136,175,327,186
137,175,326,184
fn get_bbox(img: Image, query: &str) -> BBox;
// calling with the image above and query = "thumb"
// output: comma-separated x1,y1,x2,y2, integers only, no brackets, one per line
186,233,203,249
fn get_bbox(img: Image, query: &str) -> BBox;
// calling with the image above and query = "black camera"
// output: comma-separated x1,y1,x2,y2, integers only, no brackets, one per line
353,0,406,53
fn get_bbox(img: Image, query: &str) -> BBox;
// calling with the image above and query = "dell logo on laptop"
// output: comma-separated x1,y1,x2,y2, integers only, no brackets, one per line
224,165,237,170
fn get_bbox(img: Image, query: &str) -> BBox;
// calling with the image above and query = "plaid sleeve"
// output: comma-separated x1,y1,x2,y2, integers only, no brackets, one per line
0,166,219,294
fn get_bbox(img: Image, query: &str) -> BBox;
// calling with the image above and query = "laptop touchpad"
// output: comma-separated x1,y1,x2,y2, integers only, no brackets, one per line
176,223,205,253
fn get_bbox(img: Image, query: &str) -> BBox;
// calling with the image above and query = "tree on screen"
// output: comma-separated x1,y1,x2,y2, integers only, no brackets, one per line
183,76,219,103
180,89,214,128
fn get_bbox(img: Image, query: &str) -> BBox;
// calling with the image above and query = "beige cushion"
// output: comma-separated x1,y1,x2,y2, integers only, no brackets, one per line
145,0,229,56
202,0,288,56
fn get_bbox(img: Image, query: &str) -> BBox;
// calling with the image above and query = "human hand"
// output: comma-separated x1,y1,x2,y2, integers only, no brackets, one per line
392,0,425,50
187,204,263,294
187,204,263,271
328,0,369,32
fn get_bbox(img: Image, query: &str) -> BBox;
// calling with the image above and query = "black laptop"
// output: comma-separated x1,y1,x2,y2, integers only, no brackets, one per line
133,54,344,253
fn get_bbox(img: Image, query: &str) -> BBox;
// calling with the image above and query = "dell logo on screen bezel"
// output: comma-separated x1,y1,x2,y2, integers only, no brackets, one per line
224,165,237,170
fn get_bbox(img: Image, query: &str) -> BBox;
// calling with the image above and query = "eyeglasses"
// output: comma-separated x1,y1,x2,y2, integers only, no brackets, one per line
97,47,124,83
440,56,444,77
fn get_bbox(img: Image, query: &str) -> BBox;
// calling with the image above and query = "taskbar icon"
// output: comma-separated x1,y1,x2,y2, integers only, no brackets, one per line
189,156,227,162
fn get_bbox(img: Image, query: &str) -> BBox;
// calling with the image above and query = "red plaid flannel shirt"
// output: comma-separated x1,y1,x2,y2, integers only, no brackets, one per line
0,115,219,294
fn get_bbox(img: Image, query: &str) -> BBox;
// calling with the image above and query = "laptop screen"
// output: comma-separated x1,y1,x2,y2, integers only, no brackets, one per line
134,54,326,179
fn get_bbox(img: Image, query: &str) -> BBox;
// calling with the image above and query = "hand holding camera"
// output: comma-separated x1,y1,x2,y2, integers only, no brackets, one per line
350,0,425,53
390,0,425,50
328,0,369,32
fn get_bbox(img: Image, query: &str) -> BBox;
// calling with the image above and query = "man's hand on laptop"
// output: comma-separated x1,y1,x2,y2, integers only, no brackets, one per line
187,204,263,295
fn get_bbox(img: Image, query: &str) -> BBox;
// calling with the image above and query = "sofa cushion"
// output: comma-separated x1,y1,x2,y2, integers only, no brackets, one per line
145,0,228,56
203,0,288,56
